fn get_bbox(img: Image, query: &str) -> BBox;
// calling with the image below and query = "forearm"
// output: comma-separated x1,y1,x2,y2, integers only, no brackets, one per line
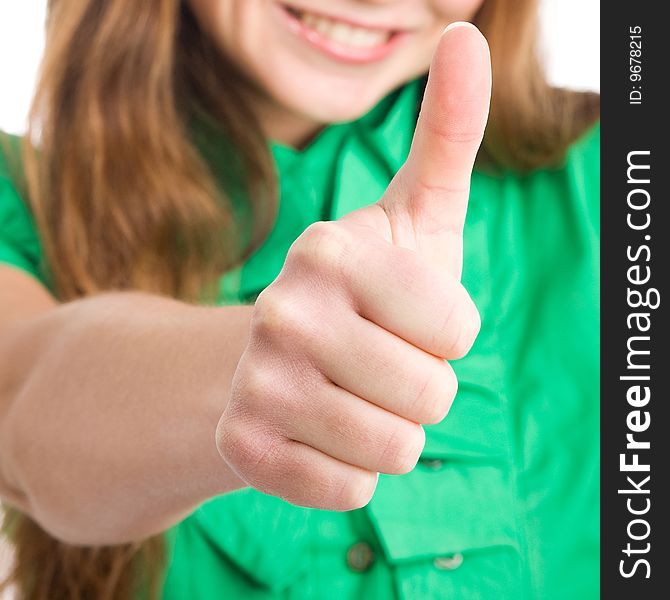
0,291,252,545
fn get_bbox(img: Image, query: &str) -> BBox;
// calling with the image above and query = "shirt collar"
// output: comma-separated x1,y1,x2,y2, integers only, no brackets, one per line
270,77,424,177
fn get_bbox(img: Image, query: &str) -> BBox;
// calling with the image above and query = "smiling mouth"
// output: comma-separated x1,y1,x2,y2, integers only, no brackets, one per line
278,3,407,64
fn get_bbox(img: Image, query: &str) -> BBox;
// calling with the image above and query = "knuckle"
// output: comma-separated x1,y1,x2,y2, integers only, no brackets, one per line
424,116,483,147
235,364,274,410
410,176,470,213
379,421,425,475
217,418,285,484
253,288,305,341
291,221,351,275
215,414,240,463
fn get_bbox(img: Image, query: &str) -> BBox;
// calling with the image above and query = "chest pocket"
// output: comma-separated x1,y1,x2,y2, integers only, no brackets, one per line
185,489,314,591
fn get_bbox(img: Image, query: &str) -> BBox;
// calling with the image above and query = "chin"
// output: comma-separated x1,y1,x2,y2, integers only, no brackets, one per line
295,95,382,124
264,69,404,125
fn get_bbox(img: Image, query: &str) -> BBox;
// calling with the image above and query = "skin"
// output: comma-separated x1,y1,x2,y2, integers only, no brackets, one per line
189,0,484,145
0,0,489,546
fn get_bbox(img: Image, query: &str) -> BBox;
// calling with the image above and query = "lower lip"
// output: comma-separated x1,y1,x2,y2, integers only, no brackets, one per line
276,4,407,65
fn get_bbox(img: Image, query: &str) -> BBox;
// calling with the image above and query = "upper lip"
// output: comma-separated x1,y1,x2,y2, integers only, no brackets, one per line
280,2,419,33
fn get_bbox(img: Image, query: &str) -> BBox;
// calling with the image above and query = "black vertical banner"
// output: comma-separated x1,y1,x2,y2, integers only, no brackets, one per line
601,2,669,598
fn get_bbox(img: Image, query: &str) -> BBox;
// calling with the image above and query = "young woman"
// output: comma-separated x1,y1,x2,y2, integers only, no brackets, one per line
0,0,599,598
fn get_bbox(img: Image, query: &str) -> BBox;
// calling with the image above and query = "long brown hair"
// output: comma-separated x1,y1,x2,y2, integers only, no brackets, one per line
1,0,599,598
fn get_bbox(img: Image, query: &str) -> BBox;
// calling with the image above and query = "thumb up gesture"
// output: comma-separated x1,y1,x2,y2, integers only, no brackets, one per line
217,23,492,510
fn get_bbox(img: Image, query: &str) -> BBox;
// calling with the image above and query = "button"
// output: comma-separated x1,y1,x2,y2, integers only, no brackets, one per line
433,553,464,571
346,542,375,573
419,458,444,470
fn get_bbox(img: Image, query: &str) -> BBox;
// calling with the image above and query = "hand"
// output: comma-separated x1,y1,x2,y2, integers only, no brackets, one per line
217,23,492,511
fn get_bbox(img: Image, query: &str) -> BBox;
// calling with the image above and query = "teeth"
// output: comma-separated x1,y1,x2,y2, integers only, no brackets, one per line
295,10,391,48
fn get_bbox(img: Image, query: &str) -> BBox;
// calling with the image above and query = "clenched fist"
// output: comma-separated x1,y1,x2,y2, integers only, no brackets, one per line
217,23,492,511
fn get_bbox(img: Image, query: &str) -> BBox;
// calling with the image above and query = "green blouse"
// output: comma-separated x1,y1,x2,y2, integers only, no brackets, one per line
0,80,600,599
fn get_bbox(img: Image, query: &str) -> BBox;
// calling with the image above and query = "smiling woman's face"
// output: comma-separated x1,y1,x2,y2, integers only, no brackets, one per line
188,0,484,144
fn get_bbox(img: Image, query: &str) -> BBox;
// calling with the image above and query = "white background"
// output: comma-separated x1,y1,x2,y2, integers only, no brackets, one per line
0,0,599,597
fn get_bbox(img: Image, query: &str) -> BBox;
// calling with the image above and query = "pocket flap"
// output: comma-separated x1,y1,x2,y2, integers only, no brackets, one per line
366,462,519,563
191,489,313,590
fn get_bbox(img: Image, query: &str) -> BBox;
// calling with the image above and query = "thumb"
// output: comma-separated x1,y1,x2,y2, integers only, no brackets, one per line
379,22,491,274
